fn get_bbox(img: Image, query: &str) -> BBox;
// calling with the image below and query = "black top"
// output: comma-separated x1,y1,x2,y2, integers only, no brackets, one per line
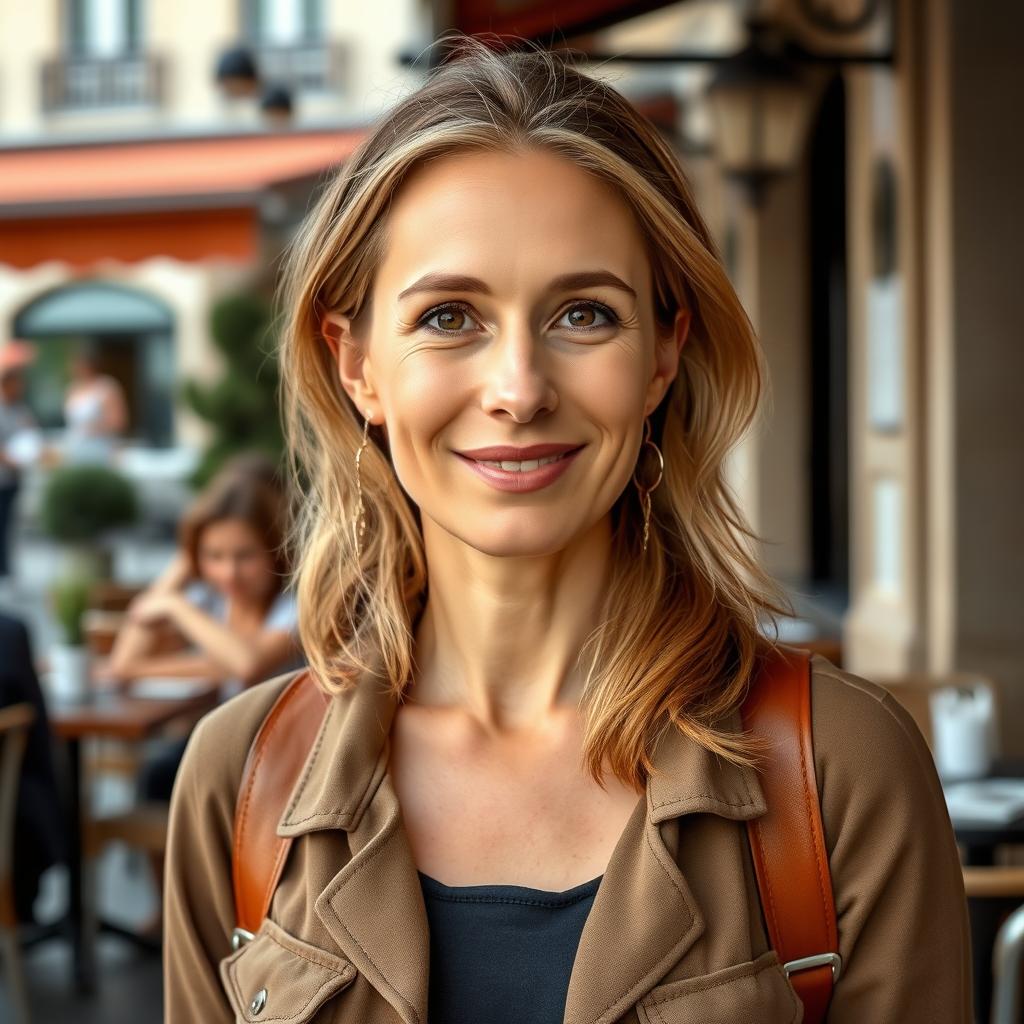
419,870,602,1024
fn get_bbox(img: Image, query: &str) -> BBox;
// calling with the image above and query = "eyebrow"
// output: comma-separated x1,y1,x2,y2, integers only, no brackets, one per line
396,270,638,303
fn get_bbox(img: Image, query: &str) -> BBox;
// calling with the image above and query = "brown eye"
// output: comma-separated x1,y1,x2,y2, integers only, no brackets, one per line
421,305,478,334
557,302,615,331
436,308,466,331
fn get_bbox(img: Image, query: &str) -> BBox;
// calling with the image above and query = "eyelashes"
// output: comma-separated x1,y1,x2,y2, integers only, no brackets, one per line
414,299,621,337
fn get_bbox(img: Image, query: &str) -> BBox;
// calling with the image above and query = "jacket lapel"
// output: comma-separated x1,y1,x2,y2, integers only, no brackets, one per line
562,715,767,1024
314,767,431,1024
277,664,432,1024
274,664,766,1024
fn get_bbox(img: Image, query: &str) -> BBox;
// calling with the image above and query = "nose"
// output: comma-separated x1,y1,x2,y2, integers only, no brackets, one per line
478,318,558,423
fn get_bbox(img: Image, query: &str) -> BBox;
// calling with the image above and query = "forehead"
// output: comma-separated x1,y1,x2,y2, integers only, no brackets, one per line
378,147,652,295
200,518,260,546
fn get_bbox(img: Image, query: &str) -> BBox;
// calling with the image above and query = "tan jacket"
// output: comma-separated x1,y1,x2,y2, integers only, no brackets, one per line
164,655,972,1023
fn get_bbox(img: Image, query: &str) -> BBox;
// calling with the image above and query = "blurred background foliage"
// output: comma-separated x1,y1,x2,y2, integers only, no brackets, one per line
179,290,285,488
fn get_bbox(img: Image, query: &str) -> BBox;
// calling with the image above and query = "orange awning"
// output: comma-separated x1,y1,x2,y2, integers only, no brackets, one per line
0,129,364,268
453,0,677,40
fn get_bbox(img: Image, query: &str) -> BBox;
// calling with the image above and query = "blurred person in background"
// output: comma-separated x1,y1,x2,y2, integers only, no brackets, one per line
103,453,303,936
0,612,67,925
104,452,304,705
0,341,45,586
62,341,129,464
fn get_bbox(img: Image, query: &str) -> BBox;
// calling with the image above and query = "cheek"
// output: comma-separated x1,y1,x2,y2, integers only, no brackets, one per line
564,343,649,441
576,367,642,430
380,359,469,486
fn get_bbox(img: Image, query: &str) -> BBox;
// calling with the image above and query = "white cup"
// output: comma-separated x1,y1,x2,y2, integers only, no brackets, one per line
929,683,996,781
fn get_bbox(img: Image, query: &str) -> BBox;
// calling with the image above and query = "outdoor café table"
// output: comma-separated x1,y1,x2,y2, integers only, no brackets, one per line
45,678,220,992
947,762,1024,1024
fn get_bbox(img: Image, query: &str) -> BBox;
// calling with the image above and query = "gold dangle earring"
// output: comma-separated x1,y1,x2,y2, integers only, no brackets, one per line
351,411,370,556
632,416,664,554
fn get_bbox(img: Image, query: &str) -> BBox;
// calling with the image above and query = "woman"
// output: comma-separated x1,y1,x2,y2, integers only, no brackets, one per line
107,454,303,704
164,41,970,1023
0,342,41,583
62,341,129,463
107,454,304,803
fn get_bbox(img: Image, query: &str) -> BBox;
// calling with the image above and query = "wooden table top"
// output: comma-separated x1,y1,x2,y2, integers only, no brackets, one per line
48,679,221,742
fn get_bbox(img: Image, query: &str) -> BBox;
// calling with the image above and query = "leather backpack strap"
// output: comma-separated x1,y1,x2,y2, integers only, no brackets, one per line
231,669,329,949
741,647,840,1024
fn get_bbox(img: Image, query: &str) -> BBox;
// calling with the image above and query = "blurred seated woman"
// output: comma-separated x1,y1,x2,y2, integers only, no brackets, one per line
105,454,305,803
106,453,303,701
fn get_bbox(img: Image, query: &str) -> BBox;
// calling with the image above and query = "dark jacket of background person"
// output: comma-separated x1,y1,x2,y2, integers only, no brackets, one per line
0,613,67,922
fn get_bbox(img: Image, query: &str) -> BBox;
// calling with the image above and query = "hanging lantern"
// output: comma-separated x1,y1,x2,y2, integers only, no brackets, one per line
706,22,811,202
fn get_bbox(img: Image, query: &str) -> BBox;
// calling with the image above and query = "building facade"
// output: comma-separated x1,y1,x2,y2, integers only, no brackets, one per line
0,0,428,449
2,0,1022,753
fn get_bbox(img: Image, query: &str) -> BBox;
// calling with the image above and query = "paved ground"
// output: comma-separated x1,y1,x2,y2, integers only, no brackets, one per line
3,849,164,1024
1,531,176,1023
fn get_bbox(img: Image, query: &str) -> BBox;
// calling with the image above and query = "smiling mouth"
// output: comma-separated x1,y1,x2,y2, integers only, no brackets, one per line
454,445,585,490
471,451,576,472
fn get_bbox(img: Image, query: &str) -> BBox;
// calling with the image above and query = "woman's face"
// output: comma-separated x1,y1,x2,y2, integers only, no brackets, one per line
196,518,276,602
70,355,96,381
330,147,687,556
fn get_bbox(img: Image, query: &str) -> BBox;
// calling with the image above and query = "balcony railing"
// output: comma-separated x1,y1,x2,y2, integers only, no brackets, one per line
41,54,164,112
254,41,345,93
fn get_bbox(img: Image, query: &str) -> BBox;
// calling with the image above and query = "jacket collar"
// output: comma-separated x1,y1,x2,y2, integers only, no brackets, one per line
278,664,767,837
276,663,767,1024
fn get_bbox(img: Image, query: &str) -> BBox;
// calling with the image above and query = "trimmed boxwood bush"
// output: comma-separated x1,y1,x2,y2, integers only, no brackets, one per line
40,463,138,544
180,290,285,489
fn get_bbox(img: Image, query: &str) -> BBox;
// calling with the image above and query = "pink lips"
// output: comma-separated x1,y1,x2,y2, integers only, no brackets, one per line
454,443,584,493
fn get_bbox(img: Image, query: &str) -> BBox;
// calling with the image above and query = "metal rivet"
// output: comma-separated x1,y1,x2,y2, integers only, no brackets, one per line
250,988,267,1015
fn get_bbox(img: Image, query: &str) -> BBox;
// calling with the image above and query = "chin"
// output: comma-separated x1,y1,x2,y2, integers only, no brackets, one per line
455,521,575,558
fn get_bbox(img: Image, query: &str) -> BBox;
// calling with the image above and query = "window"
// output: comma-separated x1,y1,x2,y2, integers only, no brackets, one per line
243,0,323,45
67,0,141,58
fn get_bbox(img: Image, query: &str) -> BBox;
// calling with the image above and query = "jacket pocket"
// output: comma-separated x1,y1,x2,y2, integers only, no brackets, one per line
636,951,802,1024
219,917,358,1024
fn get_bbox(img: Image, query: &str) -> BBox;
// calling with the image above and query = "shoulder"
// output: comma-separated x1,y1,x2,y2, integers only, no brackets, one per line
807,655,948,850
809,654,936,778
173,669,306,818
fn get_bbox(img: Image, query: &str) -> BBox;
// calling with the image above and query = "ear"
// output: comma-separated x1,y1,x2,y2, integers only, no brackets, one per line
644,307,691,417
321,311,380,423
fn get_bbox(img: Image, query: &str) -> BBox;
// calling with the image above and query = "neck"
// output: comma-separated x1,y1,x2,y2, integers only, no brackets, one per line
409,515,613,732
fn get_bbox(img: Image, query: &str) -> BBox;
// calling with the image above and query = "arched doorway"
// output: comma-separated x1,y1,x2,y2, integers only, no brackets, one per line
13,281,175,446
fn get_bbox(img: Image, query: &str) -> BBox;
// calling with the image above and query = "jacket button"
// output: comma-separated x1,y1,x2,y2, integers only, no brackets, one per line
249,988,267,1015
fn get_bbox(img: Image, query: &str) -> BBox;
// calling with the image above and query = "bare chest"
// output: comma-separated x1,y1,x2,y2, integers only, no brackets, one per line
388,703,643,891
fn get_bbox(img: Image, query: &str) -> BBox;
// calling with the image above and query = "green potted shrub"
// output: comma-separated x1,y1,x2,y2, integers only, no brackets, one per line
39,463,139,578
48,570,94,702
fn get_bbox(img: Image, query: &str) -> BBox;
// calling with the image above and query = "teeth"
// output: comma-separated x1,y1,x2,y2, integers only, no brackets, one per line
479,453,567,471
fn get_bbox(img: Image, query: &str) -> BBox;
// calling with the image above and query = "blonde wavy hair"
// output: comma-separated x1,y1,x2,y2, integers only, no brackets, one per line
280,36,787,790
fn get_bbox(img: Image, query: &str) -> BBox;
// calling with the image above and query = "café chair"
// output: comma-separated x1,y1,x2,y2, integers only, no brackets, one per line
83,800,168,863
81,800,168,951
0,702,36,1024
962,868,1024,1024
991,898,1024,1024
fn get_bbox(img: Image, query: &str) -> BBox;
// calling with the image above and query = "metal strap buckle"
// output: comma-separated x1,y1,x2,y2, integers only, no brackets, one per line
783,952,843,983
231,927,255,951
